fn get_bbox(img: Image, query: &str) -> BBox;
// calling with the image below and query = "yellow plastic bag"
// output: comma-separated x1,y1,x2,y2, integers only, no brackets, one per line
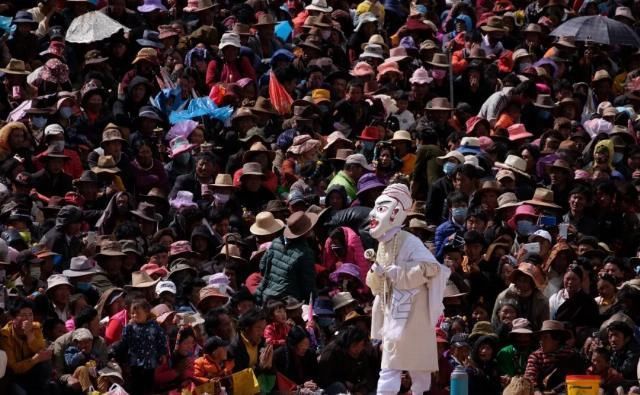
232,368,260,395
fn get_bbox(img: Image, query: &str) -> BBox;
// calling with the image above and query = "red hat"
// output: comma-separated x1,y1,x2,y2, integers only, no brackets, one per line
358,126,383,141
245,272,263,295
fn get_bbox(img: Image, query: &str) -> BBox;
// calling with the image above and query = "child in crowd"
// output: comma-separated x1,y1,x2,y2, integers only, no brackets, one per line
264,300,290,347
114,298,167,395
64,328,99,392
193,336,234,384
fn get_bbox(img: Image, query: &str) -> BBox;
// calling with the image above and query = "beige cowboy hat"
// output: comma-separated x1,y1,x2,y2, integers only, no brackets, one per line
0,59,30,75
210,173,236,190
125,271,160,289
243,141,276,163
523,187,561,209
250,212,285,236
91,155,121,174
494,155,530,178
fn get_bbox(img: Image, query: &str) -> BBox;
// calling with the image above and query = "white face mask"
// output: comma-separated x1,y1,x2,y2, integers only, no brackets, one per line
369,195,406,241
321,30,332,40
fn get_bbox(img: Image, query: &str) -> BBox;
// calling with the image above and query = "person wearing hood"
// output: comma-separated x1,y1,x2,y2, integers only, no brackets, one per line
466,335,502,395
0,122,29,163
322,226,368,281
113,76,153,128
40,205,84,269
95,192,136,235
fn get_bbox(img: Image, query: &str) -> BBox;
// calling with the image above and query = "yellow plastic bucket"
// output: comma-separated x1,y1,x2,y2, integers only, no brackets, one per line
566,375,600,395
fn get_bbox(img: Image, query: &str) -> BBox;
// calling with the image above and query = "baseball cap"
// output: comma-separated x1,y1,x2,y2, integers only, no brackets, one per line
529,230,552,243
450,332,470,348
155,280,177,295
345,154,373,171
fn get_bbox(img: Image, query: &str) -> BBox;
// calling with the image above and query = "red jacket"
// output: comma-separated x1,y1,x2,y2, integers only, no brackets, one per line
322,226,369,281
34,148,83,179
264,322,289,347
206,58,256,87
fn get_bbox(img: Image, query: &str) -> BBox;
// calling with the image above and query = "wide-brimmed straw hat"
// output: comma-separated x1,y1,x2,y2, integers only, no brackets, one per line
63,256,97,277
91,156,121,174
126,271,160,289
250,212,285,236
509,262,546,290
96,241,126,259
523,187,561,209
494,155,530,178
243,141,276,162
537,320,569,336
0,59,31,75
426,97,453,111
284,211,318,239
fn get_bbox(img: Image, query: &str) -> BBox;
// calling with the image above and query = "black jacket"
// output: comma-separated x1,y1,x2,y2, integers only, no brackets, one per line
31,169,73,198
273,346,318,385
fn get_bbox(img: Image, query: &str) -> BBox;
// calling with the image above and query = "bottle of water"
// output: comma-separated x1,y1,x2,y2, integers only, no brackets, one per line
450,365,468,395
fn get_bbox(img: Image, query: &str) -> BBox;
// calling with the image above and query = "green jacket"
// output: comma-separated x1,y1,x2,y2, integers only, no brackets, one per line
496,344,533,377
328,171,357,200
256,236,316,303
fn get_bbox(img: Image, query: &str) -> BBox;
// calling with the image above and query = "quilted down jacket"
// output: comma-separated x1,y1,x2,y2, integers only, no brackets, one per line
255,235,316,303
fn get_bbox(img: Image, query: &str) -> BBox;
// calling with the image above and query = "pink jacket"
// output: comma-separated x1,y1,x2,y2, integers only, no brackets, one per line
322,226,368,281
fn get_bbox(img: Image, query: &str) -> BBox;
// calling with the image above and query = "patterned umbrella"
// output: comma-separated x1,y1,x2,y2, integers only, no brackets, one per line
65,11,130,44
549,15,640,47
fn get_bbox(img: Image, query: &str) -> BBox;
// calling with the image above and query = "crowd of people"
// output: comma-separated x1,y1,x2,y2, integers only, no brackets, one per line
1,0,640,394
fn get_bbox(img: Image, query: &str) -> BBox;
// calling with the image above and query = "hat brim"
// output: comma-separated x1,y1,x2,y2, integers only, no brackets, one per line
125,278,160,289
283,212,319,239
96,251,127,258
305,5,333,12
522,200,562,209
250,220,285,236
91,167,121,174
494,162,531,178
131,211,163,223
62,268,97,277
480,25,506,32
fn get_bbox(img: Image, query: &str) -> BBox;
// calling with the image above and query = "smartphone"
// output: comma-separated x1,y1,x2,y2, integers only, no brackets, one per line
539,215,557,227
523,242,540,254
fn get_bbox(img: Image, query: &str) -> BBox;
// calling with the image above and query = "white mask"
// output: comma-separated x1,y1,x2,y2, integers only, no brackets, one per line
213,192,230,205
321,30,332,40
49,140,65,152
369,195,407,241
29,265,41,279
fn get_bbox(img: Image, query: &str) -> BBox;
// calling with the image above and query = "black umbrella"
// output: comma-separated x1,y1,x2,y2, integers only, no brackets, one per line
549,15,640,47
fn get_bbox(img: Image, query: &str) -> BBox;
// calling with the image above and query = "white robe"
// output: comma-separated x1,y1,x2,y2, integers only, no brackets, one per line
366,230,449,372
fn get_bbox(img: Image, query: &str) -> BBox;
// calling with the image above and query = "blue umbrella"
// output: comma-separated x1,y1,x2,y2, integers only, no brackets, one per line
549,15,640,47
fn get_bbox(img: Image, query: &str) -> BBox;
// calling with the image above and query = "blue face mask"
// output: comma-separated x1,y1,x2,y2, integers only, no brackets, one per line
443,162,457,176
451,207,467,223
76,282,91,291
59,107,73,119
516,220,537,236
613,152,624,164
31,116,47,129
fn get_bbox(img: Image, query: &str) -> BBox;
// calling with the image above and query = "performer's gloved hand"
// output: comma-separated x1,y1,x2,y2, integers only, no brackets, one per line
386,265,400,282
370,262,385,276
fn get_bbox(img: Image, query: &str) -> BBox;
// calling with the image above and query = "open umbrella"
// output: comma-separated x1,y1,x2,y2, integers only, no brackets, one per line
549,15,640,47
65,11,130,44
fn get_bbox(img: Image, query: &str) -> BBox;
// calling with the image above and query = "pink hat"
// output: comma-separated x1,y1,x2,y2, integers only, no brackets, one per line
350,61,374,77
507,204,538,229
140,263,169,278
465,116,490,135
507,124,533,142
169,136,196,158
376,61,401,77
237,78,254,88
381,183,412,210
169,240,198,258
409,67,432,84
